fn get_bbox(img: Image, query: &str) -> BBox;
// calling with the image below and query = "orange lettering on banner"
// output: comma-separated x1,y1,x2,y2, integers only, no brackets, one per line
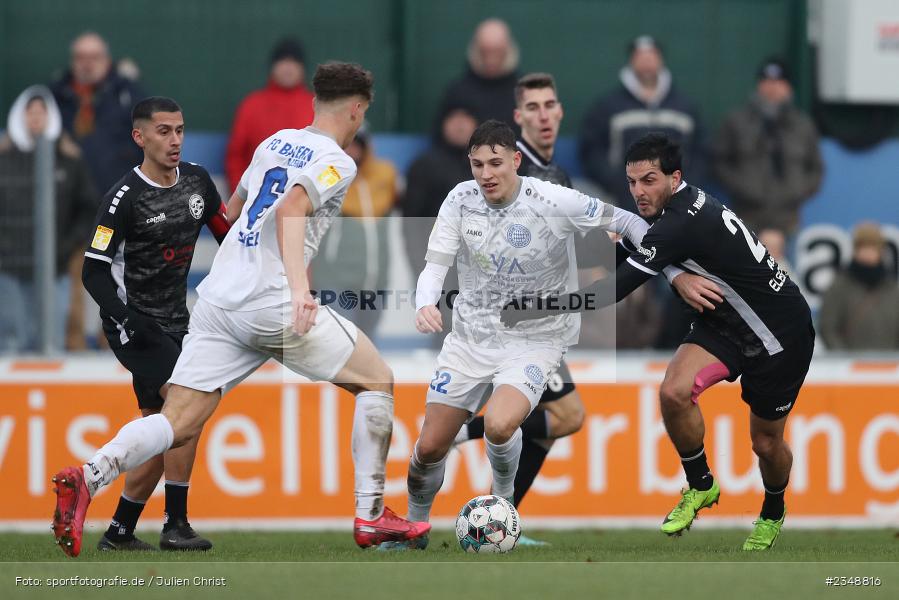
0,383,897,521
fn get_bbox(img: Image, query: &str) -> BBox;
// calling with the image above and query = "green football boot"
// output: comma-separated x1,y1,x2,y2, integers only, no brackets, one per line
660,479,721,536
742,507,786,551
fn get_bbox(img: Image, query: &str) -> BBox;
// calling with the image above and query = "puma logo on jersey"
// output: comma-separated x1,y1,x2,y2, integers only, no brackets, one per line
146,212,166,224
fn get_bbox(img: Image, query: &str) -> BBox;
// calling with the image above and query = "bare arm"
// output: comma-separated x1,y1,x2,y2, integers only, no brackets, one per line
226,189,247,225
276,184,317,334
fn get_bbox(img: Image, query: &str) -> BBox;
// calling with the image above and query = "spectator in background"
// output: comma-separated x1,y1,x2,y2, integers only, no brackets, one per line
579,35,703,209
51,32,144,196
402,100,478,275
819,223,899,350
401,101,477,346
0,86,97,352
225,38,314,192
312,125,398,337
713,58,823,237
439,18,520,127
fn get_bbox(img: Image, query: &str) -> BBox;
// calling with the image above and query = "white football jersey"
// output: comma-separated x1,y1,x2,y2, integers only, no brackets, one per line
199,127,356,311
425,176,649,348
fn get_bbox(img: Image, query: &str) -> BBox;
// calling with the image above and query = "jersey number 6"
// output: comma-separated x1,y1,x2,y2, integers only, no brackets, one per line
246,166,288,230
722,210,766,263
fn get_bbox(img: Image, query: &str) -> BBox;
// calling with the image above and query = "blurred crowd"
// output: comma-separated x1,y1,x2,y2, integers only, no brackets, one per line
1,22,897,354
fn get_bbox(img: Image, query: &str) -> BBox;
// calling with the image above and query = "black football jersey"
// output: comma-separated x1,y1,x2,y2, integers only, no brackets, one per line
84,163,223,333
516,139,572,188
628,183,810,357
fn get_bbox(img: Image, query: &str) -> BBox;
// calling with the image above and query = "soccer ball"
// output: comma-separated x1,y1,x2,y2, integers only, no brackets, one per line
455,495,521,553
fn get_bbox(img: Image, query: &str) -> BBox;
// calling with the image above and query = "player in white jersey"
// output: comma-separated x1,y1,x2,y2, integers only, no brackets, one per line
387,121,710,549
50,63,429,557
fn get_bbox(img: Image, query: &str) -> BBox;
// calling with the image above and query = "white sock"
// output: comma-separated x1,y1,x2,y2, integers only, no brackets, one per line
83,413,174,497
352,391,393,520
406,445,447,523
485,428,522,500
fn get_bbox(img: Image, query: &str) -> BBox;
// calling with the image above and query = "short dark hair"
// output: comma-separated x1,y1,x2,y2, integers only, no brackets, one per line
312,62,373,103
624,133,682,175
132,96,181,124
468,119,516,154
514,72,557,105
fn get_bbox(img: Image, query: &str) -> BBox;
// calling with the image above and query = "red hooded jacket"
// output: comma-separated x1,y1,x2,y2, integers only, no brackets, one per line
224,79,315,192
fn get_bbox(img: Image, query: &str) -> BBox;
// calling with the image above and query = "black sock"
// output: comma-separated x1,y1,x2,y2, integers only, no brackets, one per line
163,482,189,529
466,417,485,440
679,445,714,491
106,495,146,541
760,479,788,520
512,440,549,507
518,411,550,440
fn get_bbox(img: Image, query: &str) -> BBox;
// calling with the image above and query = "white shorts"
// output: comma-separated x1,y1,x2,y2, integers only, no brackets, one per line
425,332,564,417
169,298,358,394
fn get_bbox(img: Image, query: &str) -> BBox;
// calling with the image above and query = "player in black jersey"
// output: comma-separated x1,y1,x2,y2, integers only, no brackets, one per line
81,97,230,552
504,133,814,550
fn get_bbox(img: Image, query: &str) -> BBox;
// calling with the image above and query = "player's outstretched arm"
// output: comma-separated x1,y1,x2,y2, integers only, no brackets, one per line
276,184,317,335
501,260,653,327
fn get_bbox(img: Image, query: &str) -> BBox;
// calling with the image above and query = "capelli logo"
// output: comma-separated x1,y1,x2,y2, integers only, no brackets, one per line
775,402,793,412
637,244,657,263
146,213,166,224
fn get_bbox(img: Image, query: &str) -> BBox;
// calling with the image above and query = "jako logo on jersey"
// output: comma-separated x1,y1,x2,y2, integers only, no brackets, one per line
637,244,657,263
465,229,483,237
188,194,205,220
524,364,544,386
585,197,599,218
490,253,525,274
146,212,166,224
507,224,531,248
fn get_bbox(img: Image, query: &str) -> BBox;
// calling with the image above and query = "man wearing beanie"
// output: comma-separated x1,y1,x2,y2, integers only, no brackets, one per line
713,57,823,238
224,37,315,192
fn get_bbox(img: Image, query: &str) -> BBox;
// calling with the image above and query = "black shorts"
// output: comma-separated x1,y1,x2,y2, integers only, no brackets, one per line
104,320,185,410
539,359,576,403
683,319,815,420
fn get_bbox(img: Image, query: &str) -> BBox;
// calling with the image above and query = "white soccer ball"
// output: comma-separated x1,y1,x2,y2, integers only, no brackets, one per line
455,494,521,553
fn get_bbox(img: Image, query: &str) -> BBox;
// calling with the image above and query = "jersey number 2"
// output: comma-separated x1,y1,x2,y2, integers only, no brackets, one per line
246,166,288,230
722,210,766,263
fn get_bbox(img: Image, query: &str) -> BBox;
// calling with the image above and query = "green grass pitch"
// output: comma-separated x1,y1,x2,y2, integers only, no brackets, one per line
1,530,896,600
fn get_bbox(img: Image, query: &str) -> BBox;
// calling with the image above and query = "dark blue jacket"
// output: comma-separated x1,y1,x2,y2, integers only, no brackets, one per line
50,70,145,195
579,67,704,211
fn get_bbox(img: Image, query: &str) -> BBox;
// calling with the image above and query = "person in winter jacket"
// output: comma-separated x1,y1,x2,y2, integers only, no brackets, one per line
224,38,315,192
50,32,145,196
0,86,98,352
819,223,899,350
713,58,823,236
438,18,520,128
579,35,704,209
